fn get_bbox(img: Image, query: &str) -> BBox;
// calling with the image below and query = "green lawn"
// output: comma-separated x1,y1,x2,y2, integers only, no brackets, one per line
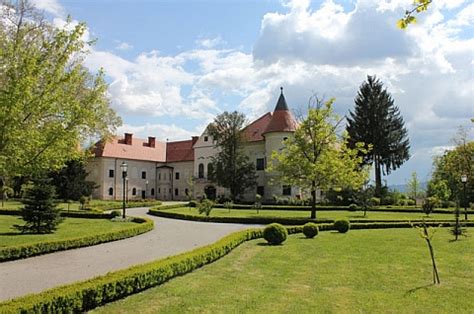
1,200,81,211
0,215,136,248
160,207,458,221
93,228,474,313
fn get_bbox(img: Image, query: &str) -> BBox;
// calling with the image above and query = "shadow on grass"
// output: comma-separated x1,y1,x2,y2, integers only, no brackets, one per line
405,283,436,295
257,242,287,246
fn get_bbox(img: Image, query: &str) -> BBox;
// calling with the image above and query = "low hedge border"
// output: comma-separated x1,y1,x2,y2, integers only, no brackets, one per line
1,222,472,313
0,209,113,219
148,208,472,225
0,217,154,262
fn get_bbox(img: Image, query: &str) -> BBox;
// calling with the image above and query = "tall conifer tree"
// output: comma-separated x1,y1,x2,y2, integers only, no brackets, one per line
347,75,410,196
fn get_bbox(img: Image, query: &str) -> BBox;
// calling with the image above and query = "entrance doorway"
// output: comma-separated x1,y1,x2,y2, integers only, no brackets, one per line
204,185,217,200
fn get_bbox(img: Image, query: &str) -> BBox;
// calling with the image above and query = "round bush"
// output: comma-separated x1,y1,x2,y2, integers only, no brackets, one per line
263,223,288,245
334,219,350,233
348,203,358,212
303,222,319,238
188,200,197,207
110,210,121,218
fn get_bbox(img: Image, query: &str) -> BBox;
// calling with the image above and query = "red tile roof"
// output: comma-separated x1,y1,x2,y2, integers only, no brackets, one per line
263,110,297,134
166,139,195,162
93,136,167,162
242,112,272,142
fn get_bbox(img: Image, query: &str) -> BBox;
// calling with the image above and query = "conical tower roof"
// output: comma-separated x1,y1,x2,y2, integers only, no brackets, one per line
263,87,297,135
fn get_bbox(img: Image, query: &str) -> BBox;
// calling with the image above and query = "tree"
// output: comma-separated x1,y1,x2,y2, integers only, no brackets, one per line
406,171,423,202
352,184,374,217
14,180,63,233
397,0,432,29
207,111,257,202
49,159,95,203
413,221,440,285
0,1,121,180
429,128,473,205
269,98,369,219
346,75,410,196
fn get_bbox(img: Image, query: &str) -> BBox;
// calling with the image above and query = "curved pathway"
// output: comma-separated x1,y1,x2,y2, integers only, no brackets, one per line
0,207,253,301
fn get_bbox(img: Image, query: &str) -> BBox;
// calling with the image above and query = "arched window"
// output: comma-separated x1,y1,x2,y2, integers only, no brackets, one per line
207,163,214,178
198,163,204,178
132,187,136,196
108,187,113,196
175,188,179,196
151,188,155,196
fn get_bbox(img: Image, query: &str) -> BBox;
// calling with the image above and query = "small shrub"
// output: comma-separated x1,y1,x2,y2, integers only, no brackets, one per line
303,222,319,238
407,199,416,206
188,200,197,208
79,196,89,210
397,199,407,206
348,203,358,212
110,210,121,218
197,199,214,216
334,219,350,233
223,201,233,212
263,223,287,245
369,197,380,206
422,197,439,216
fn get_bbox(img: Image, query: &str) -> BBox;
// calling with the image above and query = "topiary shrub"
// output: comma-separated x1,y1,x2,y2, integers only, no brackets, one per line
188,200,197,208
110,210,121,218
302,222,319,238
348,203,358,212
334,219,350,233
263,223,287,245
369,197,380,206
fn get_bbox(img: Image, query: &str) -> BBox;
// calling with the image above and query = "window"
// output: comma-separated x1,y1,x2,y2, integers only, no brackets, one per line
283,137,288,141
185,188,189,196
151,188,155,196
204,136,208,142
175,188,179,196
282,185,291,196
158,173,161,180
132,188,136,196
175,172,180,180
141,171,146,179
198,163,204,179
207,163,214,178
169,188,172,194
256,158,265,171
257,186,264,196
158,188,161,194
164,173,166,180
109,169,114,178
108,187,113,196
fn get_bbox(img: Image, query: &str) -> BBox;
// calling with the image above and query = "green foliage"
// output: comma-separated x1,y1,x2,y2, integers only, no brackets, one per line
223,201,233,212
263,223,288,245
198,199,215,216
254,194,262,213
422,197,439,216
347,75,410,196
15,181,63,234
427,180,451,202
207,111,257,201
334,219,350,233
79,196,90,210
303,222,319,238
188,200,197,208
450,207,467,241
0,3,121,179
397,0,432,29
407,199,416,206
49,159,96,201
269,97,369,219
110,210,121,218
406,172,423,201
1,217,153,262
370,197,381,206
348,203,358,211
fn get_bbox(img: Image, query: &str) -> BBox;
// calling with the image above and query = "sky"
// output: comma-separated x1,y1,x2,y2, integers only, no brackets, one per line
29,0,474,185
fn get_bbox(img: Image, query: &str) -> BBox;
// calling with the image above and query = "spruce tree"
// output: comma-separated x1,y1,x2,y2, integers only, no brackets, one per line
347,75,410,196
15,180,63,234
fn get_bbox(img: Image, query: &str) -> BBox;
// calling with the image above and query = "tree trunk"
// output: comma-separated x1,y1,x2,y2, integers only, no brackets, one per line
374,155,382,197
426,238,440,284
310,180,316,219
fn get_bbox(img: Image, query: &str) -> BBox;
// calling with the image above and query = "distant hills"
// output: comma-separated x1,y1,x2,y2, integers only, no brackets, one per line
388,182,428,193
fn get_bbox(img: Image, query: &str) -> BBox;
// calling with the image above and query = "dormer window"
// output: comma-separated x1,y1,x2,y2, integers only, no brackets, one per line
204,136,208,142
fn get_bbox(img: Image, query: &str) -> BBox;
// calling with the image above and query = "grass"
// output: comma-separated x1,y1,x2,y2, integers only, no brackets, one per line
159,207,458,221
0,215,136,248
93,228,474,313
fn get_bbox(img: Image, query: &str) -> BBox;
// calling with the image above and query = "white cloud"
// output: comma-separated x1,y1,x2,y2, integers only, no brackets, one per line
30,0,64,17
195,35,226,49
117,123,197,142
115,41,133,51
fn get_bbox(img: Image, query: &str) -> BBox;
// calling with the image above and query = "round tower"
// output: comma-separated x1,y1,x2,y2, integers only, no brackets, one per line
263,87,298,199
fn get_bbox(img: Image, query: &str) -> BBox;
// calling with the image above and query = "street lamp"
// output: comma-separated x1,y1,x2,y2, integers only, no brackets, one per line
120,162,128,218
145,180,149,199
461,174,468,220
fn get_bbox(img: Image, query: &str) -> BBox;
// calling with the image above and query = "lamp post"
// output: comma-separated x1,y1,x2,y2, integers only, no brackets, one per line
120,162,128,218
145,180,149,199
461,174,468,220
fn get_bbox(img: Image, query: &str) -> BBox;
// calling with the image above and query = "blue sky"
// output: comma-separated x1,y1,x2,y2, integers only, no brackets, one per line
31,0,473,185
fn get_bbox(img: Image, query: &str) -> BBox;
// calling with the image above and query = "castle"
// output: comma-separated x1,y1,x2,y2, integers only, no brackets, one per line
86,89,298,202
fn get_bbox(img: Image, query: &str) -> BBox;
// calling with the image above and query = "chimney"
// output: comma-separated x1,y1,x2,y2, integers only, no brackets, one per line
148,136,156,148
124,133,133,145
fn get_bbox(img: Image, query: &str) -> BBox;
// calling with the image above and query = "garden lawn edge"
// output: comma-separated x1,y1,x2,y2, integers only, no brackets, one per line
0,217,154,262
1,222,473,313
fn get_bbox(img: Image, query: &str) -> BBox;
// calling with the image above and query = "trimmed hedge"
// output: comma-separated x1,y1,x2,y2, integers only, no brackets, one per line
303,222,319,238
263,223,288,245
334,220,350,233
0,209,112,219
0,217,154,262
1,222,473,313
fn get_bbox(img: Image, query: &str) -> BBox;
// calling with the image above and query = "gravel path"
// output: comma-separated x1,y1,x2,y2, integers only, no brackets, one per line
0,207,253,301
